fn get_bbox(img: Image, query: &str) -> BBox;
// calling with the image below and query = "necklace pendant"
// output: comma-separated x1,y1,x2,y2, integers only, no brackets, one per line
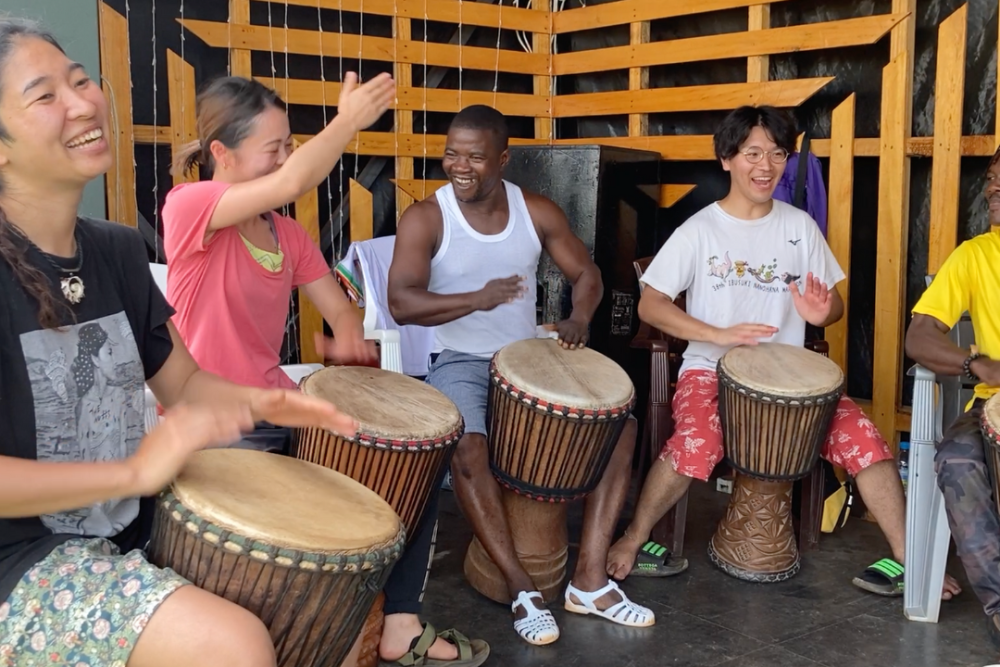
61,275,85,304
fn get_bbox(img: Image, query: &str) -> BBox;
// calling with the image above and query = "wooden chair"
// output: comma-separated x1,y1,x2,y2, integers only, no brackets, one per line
630,257,827,557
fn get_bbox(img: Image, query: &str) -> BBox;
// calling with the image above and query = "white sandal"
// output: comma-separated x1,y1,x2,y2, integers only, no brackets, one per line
563,580,655,627
511,590,560,646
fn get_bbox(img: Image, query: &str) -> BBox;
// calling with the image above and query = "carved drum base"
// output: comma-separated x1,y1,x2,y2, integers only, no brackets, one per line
708,474,800,583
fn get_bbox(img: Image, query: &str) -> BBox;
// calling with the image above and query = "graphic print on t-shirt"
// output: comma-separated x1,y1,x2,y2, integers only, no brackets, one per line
707,251,802,294
20,311,145,536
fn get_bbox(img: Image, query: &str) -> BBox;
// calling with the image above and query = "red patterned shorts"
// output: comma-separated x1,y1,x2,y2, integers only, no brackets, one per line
660,370,893,481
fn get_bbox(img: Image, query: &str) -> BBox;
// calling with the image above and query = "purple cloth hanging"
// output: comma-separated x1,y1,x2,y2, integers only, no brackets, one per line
774,152,828,237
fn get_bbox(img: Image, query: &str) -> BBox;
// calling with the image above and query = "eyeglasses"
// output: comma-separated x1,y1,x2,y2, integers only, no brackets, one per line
740,147,790,164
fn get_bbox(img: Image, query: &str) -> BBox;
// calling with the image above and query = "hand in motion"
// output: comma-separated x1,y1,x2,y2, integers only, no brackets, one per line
710,323,778,347
315,331,379,368
788,272,833,326
542,318,589,349
474,275,527,311
337,71,396,132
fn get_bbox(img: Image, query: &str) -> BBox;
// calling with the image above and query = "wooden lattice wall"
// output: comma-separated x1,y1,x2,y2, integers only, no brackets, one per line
97,0,993,450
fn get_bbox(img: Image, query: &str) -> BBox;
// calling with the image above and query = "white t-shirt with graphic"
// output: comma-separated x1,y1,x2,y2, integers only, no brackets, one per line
640,200,845,376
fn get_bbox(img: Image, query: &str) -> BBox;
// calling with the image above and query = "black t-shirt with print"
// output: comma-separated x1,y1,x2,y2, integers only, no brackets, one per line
0,218,174,603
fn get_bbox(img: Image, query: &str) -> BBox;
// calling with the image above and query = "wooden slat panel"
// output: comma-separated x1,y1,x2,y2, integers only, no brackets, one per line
534,2,554,141
552,77,833,118
825,94,855,376
628,21,650,136
265,77,550,117
229,0,251,77
747,4,770,83
167,50,198,186
295,187,324,365
552,14,906,76
350,179,374,243
292,132,547,157
552,0,791,35
98,3,136,228
927,5,968,274
180,20,549,75
395,15,415,220
135,125,172,144
394,178,447,200
261,0,550,33
659,185,697,208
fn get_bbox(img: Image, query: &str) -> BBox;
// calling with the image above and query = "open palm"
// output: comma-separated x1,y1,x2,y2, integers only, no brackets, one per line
788,272,832,326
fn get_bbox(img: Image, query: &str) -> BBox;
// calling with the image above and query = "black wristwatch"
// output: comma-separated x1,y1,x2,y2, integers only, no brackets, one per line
964,352,983,382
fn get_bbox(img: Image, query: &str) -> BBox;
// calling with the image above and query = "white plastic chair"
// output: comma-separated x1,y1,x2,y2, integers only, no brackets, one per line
144,262,397,431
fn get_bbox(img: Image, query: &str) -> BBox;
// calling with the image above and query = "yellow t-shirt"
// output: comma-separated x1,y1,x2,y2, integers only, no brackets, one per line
912,228,1000,400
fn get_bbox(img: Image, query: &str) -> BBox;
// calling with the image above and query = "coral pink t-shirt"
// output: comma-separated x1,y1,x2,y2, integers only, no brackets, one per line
163,180,331,389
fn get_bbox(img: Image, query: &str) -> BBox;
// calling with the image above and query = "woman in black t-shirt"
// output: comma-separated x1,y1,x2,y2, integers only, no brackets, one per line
0,19,360,667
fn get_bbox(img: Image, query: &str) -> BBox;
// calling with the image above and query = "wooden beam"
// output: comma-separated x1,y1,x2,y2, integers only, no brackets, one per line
552,14,906,76
350,179,374,244
552,0,791,34
552,78,833,118
927,5,968,274
265,77,549,117
628,20,650,137
135,125,172,144
872,0,916,452
534,1,553,142
294,186,324,365
747,4,770,83
258,0,549,33
229,0,251,77
394,179,448,201
395,15,415,220
167,50,198,186
825,94,855,376
659,185,697,208
98,2,136,228
180,19,550,75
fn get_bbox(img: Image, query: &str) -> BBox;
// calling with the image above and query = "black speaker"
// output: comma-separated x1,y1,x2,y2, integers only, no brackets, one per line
503,145,661,373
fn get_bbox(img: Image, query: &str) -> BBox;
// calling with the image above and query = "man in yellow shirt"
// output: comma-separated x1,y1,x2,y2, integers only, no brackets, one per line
906,148,1000,650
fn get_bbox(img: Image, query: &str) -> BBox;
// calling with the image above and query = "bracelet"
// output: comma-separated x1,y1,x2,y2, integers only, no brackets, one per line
964,352,983,382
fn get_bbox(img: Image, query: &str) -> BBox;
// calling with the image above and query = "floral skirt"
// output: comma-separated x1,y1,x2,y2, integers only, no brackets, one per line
0,538,187,667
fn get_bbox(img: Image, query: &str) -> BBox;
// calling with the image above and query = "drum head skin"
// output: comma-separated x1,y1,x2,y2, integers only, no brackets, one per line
302,366,462,442
493,338,634,410
172,449,402,555
720,342,844,398
985,394,1000,436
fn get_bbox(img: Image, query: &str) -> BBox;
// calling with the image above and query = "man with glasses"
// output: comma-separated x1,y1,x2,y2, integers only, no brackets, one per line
605,105,962,601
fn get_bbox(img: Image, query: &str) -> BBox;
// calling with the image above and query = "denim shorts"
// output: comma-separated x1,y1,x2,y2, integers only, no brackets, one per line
426,349,492,436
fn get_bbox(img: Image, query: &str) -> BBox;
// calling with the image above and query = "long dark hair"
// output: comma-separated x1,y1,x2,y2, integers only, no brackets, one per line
172,76,287,177
0,19,73,329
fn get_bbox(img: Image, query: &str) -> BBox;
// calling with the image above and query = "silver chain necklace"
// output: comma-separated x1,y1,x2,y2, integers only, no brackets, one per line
9,223,85,304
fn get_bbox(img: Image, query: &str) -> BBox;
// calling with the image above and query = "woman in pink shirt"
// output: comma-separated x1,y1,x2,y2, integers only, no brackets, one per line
162,74,390,449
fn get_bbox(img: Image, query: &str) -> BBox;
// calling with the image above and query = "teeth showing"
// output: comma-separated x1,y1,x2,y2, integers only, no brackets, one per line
454,177,473,186
67,129,103,148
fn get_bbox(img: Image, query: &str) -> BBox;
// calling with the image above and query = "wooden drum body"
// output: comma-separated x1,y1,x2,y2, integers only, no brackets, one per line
981,395,1000,518
148,450,404,667
709,343,844,583
464,338,634,604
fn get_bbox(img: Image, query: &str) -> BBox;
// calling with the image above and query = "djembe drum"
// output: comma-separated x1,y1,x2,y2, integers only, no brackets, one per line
148,450,404,667
981,394,1000,517
295,366,463,667
464,338,635,603
708,342,844,582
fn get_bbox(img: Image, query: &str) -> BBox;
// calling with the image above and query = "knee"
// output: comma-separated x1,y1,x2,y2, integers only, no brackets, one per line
210,605,276,667
614,418,638,455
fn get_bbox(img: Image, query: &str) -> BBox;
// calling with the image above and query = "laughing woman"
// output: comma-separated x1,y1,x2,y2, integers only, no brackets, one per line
0,19,359,667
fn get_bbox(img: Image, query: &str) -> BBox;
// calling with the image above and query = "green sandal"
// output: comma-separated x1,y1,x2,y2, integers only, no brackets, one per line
630,541,689,578
377,622,491,667
852,557,904,596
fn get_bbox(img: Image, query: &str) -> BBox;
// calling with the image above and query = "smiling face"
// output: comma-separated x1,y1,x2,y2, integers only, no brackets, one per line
211,104,292,182
720,125,788,209
441,127,508,203
0,36,111,188
986,160,1000,227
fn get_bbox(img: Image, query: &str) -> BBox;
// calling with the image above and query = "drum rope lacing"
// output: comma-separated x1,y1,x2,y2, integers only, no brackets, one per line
158,493,405,571
339,417,466,451
718,366,844,407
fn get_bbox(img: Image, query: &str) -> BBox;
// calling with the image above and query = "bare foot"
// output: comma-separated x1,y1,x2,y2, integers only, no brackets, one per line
606,532,642,581
380,613,458,662
942,573,962,601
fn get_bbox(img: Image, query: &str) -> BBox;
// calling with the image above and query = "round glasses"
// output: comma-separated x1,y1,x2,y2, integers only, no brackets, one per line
741,147,790,164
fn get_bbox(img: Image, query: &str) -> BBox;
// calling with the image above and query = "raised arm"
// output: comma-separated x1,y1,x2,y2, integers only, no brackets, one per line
387,201,522,326
206,72,395,233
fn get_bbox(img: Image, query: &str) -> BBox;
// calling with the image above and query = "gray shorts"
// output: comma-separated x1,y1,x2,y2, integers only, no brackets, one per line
426,349,491,436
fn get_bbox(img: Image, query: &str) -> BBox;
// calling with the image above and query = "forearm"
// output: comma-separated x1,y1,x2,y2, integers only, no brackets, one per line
905,327,970,376
816,297,845,328
389,288,481,326
637,292,718,344
279,115,357,197
0,456,139,518
567,268,603,323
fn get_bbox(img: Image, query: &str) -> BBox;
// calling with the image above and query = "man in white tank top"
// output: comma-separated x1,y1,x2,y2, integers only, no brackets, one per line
605,105,961,602
388,106,654,648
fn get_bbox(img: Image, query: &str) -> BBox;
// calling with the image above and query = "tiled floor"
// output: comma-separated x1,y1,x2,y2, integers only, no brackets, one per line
419,483,999,667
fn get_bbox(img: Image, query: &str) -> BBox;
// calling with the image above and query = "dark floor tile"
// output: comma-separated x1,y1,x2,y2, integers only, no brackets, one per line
715,645,824,666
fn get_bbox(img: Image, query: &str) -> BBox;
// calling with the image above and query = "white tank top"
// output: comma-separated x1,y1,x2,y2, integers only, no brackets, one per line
429,181,542,357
